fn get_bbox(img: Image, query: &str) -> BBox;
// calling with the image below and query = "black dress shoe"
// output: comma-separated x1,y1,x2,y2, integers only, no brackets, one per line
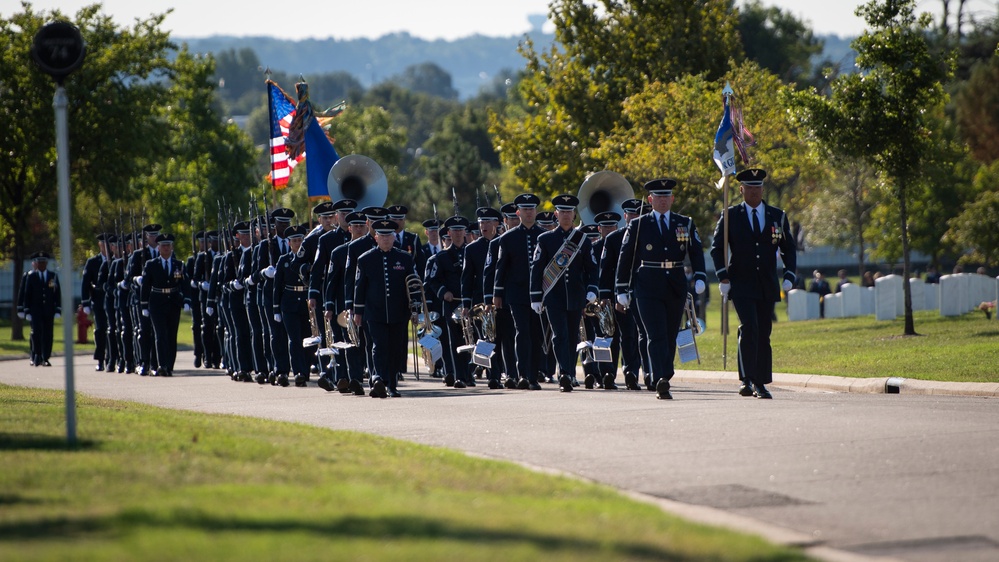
453,380,467,389
559,375,573,393
369,379,387,398
294,374,309,387
349,380,365,396
738,382,755,397
754,384,773,399
571,376,579,387
160,369,173,377
528,382,543,391
488,380,503,389
584,373,596,389
42,360,52,367
388,388,402,398
644,374,655,391
624,372,639,390
656,379,673,400
277,374,290,387
96,362,104,372
443,374,455,387
194,356,202,368
255,372,267,384
504,378,518,389
544,375,556,384
517,378,530,390
602,374,618,390
267,372,278,385
336,378,350,392
317,376,333,392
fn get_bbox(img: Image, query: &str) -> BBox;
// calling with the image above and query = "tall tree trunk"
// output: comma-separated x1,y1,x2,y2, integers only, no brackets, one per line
898,187,916,335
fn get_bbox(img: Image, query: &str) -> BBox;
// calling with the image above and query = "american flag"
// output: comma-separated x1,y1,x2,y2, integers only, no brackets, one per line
267,80,304,188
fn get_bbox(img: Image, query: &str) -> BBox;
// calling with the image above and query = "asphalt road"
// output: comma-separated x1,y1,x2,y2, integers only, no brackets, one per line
4,352,998,562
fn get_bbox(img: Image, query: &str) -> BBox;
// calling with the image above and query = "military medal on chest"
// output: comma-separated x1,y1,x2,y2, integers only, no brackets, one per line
675,225,688,251
771,224,782,244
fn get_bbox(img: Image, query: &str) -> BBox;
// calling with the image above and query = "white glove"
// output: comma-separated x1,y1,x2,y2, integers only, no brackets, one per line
695,280,705,294
135,275,143,286
263,265,276,279
17,312,24,319
719,282,731,298
531,302,543,315
183,303,191,312
586,291,597,303
206,306,215,316
245,276,256,286
782,279,793,292
118,280,128,290
232,279,244,290
25,314,32,321
273,313,282,322
190,280,197,289
83,306,91,315
616,293,630,308
54,313,61,320
200,281,210,291
141,309,150,317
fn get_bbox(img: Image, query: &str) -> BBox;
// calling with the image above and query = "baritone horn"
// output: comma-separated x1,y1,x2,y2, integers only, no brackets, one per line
303,304,323,348
328,154,388,210
406,274,442,368
584,299,615,337
471,304,495,341
335,309,360,349
577,170,635,226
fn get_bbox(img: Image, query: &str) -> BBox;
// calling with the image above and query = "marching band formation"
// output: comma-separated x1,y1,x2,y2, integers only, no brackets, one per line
78,166,795,401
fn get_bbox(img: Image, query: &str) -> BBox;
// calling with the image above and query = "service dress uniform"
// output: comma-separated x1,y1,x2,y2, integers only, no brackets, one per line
273,226,314,387
20,252,61,367
140,235,190,376
598,203,644,390
616,180,706,399
426,216,472,387
461,207,504,388
82,236,109,371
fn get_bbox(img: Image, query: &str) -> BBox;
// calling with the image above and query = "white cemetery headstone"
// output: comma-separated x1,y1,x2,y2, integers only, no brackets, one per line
787,289,820,321
938,274,963,316
824,292,844,318
875,274,901,320
841,283,862,317
924,281,939,310
860,286,875,315
908,278,926,311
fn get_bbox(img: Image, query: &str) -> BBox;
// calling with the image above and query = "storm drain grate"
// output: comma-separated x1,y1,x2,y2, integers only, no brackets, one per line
650,484,813,509
848,535,999,557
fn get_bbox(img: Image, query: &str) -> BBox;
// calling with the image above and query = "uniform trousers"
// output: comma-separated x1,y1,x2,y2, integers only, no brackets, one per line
103,293,119,369
228,296,254,374
280,298,312,378
615,308,642,378
440,302,470,383
366,320,406,391
92,293,107,364
732,297,775,386
508,304,542,384
634,292,684,386
29,314,55,364
494,308,516,381
148,297,181,372
545,306,583,377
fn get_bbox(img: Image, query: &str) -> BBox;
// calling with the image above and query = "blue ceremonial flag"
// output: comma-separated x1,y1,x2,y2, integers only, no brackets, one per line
712,94,736,183
291,82,340,200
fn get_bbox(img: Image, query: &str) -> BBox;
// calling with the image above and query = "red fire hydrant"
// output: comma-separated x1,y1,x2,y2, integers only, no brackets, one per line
76,306,93,344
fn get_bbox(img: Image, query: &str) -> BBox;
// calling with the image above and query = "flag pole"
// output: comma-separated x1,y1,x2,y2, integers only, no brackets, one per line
721,173,731,370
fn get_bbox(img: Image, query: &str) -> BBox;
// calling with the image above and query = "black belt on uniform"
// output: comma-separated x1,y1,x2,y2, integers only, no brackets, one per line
640,260,684,269
284,285,307,292
151,287,180,294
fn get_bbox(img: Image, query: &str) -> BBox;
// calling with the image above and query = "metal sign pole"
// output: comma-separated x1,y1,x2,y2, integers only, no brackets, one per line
54,86,77,446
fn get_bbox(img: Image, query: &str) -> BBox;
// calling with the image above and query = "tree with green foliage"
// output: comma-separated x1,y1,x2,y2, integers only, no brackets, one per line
1,4,176,339
955,56,999,163
946,161,999,268
785,0,954,335
737,0,824,87
491,0,741,201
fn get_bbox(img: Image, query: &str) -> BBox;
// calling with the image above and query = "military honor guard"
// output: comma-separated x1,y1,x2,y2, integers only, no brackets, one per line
222,221,256,382
710,168,797,399
81,233,110,371
109,234,136,373
461,206,504,388
255,208,295,383
388,204,424,378
18,252,61,367
272,225,313,387
139,234,191,377
483,203,520,387
426,215,472,388
530,195,599,393
599,200,645,390
97,235,122,372
352,219,421,398
616,179,707,400
320,211,369,395
493,193,546,390
194,231,222,369
126,224,163,376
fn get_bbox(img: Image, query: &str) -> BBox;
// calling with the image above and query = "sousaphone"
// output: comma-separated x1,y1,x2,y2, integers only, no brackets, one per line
328,154,388,209
577,170,635,226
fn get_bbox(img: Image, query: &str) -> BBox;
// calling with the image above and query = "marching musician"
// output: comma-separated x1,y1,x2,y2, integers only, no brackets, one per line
578,223,604,388
310,199,356,383
710,168,797,399
484,203,520,388
615,180,707,400
272,225,313,387
388,204,424,379
426,215,472,388
320,211,369,395
353,219,421,398
530,195,599,393
592,212,623,389
344,206,386,383
493,193,545,390
462,206,504,389
599,200,645,390
140,234,191,377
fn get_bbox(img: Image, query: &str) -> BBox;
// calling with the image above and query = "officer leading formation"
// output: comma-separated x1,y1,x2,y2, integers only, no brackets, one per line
74,170,792,401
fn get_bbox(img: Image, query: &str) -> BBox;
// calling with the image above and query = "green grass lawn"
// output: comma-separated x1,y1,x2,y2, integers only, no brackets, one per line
0,385,809,562
4,300,997,382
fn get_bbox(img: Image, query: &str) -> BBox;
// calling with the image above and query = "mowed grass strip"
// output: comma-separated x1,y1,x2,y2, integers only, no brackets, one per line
0,385,809,561
685,304,999,382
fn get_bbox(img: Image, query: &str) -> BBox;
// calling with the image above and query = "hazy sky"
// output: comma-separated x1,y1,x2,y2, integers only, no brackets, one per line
2,0,993,40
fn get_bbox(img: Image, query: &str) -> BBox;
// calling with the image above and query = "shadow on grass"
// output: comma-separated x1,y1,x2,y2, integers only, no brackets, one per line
0,433,97,452
0,511,733,561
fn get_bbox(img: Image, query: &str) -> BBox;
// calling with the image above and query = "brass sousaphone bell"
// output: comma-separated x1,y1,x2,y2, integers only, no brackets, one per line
577,170,635,227
328,154,388,210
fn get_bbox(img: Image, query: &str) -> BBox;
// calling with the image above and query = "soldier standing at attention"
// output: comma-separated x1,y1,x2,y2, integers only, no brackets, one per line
711,168,797,399
273,225,313,387
19,252,61,367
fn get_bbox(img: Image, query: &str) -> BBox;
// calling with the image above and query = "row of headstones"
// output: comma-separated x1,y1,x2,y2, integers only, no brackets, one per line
787,273,999,321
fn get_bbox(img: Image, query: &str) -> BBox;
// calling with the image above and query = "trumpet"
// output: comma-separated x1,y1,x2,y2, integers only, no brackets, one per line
584,299,616,337
471,304,495,342
303,304,323,348
406,274,442,369
336,309,360,348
